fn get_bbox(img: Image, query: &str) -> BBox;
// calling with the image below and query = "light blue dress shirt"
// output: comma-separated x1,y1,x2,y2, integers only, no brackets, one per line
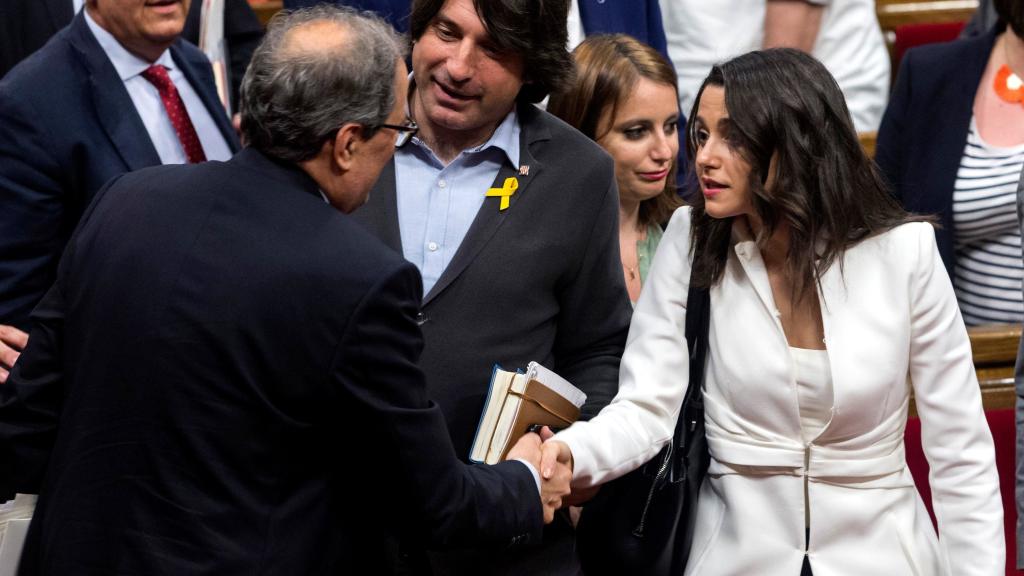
84,9,232,164
395,106,521,294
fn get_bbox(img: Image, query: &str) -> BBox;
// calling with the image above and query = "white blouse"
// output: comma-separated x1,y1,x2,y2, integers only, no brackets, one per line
790,347,833,443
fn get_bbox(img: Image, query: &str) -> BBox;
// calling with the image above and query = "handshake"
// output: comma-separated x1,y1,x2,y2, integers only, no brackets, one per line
505,426,576,524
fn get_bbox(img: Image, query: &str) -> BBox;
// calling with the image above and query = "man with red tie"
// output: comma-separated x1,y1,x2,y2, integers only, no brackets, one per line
0,0,239,378
0,2,237,541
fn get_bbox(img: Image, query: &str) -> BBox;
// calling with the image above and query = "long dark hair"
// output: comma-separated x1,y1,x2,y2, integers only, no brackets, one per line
686,48,927,301
994,0,1024,37
548,34,682,227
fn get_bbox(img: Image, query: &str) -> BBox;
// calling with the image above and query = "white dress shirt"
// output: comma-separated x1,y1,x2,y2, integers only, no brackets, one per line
84,9,232,164
394,95,520,294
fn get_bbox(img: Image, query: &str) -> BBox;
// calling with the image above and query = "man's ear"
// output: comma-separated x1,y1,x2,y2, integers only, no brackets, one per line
332,122,365,172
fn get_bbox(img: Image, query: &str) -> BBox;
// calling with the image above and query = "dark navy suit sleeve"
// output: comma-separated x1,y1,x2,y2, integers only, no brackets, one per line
0,80,73,331
0,283,65,502
643,0,670,63
0,175,122,501
332,261,543,548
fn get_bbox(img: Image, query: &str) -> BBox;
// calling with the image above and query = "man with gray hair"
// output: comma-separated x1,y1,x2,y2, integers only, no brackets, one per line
0,6,570,574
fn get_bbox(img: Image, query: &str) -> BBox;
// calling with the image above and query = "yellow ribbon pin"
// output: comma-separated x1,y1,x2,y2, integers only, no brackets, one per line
486,177,519,211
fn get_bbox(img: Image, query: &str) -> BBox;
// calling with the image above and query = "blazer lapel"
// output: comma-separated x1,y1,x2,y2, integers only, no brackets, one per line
172,41,241,152
354,158,404,253
68,14,161,172
422,104,549,305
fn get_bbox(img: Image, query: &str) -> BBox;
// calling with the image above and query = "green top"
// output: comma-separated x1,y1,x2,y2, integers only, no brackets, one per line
633,222,664,304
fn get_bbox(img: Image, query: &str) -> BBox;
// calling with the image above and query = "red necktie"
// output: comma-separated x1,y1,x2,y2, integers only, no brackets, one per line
141,64,207,163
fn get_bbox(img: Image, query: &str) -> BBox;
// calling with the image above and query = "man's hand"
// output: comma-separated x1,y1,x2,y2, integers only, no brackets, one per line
0,324,28,384
507,429,572,524
537,430,573,518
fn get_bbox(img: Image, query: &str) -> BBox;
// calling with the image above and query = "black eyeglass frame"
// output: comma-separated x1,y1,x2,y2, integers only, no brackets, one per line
374,119,419,148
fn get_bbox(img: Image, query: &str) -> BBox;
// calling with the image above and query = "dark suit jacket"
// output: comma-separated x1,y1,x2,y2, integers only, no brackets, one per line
0,12,240,331
874,27,998,280
0,0,263,106
353,103,631,574
0,148,542,575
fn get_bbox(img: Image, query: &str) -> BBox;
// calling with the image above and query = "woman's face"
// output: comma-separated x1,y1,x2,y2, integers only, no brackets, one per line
693,85,757,222
596,77,679,206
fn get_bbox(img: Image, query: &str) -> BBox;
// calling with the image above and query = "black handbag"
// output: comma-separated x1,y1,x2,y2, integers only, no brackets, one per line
576,283,711,576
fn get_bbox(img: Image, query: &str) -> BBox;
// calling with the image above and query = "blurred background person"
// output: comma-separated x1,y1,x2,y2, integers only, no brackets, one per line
549,34,682,304
0,0,263,112
280,0,670,60
546,48,1004,575
0,0,240,375
659,0,889,132
282,0,411,31
876,0,1024,326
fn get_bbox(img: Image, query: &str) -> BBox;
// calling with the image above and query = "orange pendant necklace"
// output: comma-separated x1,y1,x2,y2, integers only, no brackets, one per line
994,64,1024,103
996,36,1024,104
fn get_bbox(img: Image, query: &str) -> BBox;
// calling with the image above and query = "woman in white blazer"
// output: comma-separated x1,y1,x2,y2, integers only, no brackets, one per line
548,49,1004,575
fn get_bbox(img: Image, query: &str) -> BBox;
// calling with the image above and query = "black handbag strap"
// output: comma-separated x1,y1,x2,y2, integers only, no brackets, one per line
668,282,710,482
683,283,711,397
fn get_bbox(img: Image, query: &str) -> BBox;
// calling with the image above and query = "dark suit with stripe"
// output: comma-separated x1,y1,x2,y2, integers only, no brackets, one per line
0,148,542,575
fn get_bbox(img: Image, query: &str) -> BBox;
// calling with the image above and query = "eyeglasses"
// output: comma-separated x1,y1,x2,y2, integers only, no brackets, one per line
375,119,419,148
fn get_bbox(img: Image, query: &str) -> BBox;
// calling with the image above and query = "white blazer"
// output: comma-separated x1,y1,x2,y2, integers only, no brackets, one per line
556,207,1004,575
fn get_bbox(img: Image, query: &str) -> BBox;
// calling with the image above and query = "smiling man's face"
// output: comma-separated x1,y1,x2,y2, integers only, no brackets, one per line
410,0,525,148
87,0,191,62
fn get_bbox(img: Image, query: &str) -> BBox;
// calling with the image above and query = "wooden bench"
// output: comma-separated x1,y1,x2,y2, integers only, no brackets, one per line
969,323,1020,410
907,324,1020,417
875,0,979,74
876,0,979,31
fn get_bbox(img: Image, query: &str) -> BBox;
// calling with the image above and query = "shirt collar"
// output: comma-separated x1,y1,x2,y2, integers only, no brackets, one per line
406,72,521,169
84,8,175,82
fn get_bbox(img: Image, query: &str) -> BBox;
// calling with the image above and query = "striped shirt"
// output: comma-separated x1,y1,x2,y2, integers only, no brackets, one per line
951,118,1024,326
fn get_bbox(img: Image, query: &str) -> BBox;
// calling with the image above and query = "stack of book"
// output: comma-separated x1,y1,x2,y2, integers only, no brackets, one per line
469,361,586,465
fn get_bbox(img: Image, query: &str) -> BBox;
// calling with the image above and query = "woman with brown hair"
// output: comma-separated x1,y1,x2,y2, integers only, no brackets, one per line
549,34,682,303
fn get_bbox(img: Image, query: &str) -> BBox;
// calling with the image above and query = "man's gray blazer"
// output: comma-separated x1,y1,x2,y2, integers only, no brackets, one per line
354,101,632,574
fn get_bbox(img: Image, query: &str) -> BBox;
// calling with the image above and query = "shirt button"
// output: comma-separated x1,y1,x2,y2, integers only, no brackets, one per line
438,179,447,188
428,242,439,251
